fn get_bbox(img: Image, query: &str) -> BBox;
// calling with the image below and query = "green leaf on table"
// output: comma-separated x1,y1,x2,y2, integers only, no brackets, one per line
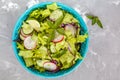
96,18,103,28
92,18,96,25
86,14,103,29
87,15,93,19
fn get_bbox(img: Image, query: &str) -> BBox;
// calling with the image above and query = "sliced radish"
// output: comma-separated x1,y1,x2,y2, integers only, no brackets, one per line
50,60,58,65
24,36,36,50
52,31,64,43
61,23,66,28
26,20,40,32
20,34,25,40
36,60,49,67
43,62,57,71
52,66,60,72
65,24,76,36
52,35,64,43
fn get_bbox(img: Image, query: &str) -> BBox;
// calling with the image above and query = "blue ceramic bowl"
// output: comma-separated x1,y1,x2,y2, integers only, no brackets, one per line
12,2,89,78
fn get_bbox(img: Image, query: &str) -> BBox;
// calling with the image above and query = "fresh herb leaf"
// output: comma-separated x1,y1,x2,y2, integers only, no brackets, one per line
86,15,103,29
47,29,55,43
56,28,65,35
54,15,64,29
52,49,67,58
47,15,64,43
92,18,96,25
87,15,93,19
47,15,64,29
96,18,103,28
47,20,53,28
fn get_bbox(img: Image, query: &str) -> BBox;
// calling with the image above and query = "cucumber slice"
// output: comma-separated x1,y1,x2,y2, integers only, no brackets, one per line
26,20,40,32
20,29,32,38
50,9,63,21
22,22,33,34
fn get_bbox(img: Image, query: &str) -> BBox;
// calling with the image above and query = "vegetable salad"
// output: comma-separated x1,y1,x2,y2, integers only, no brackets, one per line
16,3,88,72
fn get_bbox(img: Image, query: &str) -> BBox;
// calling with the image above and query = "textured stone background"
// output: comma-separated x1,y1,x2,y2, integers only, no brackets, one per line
0,0,120,80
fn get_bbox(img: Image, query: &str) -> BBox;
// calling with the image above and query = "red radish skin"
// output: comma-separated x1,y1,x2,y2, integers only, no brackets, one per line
52,35,64,43
24,36,37,50
24,41,37,50
50,60,60,72
51,60,58,64
61,23,66,28
20,34,26,40
43,62,58,71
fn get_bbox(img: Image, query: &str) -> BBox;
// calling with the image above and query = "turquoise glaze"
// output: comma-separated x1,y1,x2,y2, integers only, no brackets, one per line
12,2,89,78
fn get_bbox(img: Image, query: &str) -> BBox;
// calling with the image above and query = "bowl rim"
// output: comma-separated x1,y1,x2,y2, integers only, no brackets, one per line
12,2,89,78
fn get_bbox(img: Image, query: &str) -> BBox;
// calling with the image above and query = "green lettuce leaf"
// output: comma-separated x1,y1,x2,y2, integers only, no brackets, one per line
41,9,51,18
55,40,68,51
17,42,24,50
33,46,50,59
24,58,34,67
59,51,74,69
29,9,41,19
34,65,46,72
31,32,38,42
47,3,59,10
67,36,77,54
65,30,72,37
38,34,47,45
62,13,78,24
40,22,50,32
51,49,67,58
75,52,83,60
77,34,88,43
19,50,34,58
72,52,83,64
50,43,56,53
